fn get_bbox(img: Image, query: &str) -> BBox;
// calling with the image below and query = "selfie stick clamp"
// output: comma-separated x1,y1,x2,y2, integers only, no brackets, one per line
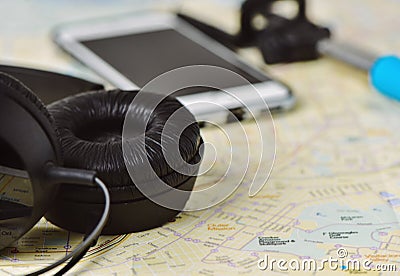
179,0,331,63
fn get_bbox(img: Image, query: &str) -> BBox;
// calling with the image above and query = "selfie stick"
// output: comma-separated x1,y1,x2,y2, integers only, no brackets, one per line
178,0,400,101
317,40,400,100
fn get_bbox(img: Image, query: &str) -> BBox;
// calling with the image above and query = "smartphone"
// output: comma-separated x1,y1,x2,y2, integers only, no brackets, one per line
53,12,295,122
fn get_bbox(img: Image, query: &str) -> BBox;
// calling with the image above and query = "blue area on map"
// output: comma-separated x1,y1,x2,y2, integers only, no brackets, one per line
380,192,395,198
388,198,400,206
242,203,400,259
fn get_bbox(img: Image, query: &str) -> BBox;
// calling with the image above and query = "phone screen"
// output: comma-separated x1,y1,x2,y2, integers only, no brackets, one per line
81,29,269,95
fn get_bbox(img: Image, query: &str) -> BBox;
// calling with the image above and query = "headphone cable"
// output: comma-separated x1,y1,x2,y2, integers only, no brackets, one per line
25,177,110,276
54,237,93,275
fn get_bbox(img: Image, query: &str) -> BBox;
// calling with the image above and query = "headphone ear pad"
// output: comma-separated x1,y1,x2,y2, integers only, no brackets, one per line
45,89,203,234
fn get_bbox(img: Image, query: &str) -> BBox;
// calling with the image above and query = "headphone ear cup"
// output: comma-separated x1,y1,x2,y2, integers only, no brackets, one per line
45,89,203,234
0,72,62,250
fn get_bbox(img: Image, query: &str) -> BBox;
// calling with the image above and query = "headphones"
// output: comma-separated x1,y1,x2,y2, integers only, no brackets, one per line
0,65,203,274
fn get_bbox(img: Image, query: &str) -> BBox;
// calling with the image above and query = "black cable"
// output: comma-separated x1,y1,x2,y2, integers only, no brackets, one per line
54,238,93,276
25,177,110,276
54,235,98,275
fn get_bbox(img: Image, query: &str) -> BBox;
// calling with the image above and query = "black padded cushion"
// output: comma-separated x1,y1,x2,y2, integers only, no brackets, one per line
47,90,202,202
0,72,61,166
0,65,104,104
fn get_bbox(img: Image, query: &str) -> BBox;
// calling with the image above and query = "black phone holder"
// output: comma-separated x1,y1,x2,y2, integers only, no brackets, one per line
178,0,331,64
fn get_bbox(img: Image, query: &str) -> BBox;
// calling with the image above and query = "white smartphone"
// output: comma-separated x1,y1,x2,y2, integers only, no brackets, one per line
53,12,295,122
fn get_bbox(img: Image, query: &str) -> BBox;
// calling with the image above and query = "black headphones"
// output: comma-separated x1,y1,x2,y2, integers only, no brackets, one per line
0,65,203,274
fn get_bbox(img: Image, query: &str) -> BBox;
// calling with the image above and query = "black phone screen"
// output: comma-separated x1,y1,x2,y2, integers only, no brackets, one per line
81,29,269,95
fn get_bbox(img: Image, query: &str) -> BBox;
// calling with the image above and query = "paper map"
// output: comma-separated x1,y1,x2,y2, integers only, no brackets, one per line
1,0,400,274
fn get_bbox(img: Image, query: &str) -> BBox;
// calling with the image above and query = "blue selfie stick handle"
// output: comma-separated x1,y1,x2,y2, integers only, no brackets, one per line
318,40,400,100
370,55,400,100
